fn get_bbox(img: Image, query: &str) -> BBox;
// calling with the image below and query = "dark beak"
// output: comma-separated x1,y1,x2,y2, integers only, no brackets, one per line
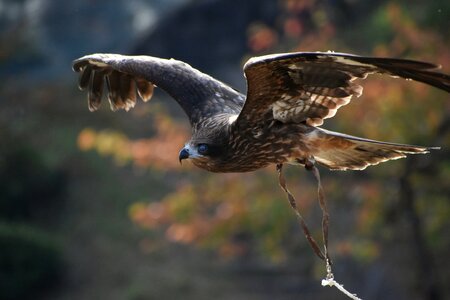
179,148,189,164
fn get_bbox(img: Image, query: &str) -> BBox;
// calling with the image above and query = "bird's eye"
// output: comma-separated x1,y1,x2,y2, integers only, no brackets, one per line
197,144,209,155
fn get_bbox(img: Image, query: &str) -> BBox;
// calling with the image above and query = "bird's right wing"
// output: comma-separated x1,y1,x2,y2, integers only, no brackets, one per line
73,54,245,125
237,52,450,127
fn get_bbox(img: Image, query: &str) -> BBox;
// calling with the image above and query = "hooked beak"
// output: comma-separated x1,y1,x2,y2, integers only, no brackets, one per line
179,148,190,164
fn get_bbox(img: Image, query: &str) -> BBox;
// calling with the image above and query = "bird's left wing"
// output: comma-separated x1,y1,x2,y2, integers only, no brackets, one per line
73,54,245,125
237,52,450,126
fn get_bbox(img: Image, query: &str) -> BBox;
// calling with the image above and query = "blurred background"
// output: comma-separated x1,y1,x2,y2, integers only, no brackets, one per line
0,0,449,299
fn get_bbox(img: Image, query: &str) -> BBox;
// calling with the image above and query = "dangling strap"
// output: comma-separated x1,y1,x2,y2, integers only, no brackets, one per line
304,158,332,271
278,161,364,299
276,163,327,261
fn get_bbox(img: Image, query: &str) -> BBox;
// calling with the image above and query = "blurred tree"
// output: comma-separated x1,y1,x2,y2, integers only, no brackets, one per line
0,223,62,300
0,127,66,221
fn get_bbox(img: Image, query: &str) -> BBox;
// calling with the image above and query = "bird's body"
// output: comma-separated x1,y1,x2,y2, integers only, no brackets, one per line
189,116,314,172
73,52,450,172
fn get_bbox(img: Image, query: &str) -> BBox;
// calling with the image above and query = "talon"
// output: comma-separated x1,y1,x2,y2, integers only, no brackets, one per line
305,157,316,170
276,163,283,172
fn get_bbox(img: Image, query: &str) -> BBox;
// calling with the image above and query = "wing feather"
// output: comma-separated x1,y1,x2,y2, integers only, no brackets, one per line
78,65,92,90
88,69,104,111
105,71,124,111
119,74,137,111
136,77,154,102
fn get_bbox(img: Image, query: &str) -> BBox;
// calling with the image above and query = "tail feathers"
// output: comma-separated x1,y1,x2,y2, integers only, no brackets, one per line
310,129,439,171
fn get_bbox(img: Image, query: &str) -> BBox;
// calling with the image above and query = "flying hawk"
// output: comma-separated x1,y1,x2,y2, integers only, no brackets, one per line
73,52,450,172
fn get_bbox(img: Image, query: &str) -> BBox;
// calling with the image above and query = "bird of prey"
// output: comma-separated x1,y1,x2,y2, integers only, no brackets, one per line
73,52,450,172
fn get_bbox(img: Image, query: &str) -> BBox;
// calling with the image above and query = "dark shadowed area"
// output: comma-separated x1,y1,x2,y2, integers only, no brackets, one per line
1,0,449,299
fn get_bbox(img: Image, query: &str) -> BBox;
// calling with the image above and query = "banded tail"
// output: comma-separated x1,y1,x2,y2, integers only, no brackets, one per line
309,128,439,171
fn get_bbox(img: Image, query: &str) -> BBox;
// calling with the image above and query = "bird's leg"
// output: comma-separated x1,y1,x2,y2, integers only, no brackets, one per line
276,163,326,260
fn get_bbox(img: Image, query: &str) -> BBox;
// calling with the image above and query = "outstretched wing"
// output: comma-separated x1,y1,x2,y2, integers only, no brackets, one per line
238,52,450,126
73,54,245,125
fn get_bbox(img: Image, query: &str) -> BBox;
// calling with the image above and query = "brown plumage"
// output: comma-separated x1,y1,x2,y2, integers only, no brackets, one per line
72,52,449,172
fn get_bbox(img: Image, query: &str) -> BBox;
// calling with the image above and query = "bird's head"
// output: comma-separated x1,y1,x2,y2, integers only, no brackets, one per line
178,115,233,172
178,140,228,172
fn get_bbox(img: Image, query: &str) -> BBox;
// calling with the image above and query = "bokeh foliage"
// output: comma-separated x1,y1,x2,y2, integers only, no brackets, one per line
1,0,448,299
0,128,64,299
0,222,62,300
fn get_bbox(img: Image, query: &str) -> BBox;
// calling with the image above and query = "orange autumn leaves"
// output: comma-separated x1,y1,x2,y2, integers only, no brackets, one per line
128,173,298,260
77,113,189,170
